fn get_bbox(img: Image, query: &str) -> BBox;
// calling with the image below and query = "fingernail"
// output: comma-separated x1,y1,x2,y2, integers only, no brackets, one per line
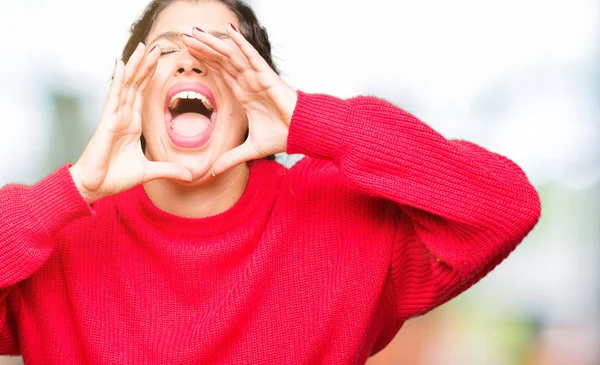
183,33,193,38
150,44,158,53
211,169,216,177
194,27,204,33
229,23,237,31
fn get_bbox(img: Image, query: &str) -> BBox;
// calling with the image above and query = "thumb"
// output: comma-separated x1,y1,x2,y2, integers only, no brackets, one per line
143,161,193,183
212,143,258,176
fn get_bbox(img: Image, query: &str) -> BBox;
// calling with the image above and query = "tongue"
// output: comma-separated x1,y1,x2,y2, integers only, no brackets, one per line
170,112,211,137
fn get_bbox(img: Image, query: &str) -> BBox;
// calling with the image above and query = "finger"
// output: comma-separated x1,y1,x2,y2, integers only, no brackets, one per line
212,142,258,176
193,27,250,74
143,161,193,183
184,31,244,76
120,43,146,106
102,59,125,116
136,55,159,95
183,33,227,63
206,63,238,93
134,44,161,90
129,49,159,130
187,47,241,80
122,43,146,87
125,44,161,107
226,23,271,71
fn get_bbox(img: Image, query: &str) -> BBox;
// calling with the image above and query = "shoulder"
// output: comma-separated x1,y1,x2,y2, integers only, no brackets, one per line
279,155,401,221
280,155,389,215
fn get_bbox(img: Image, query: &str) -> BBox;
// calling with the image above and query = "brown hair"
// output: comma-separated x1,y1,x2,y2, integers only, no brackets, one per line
123,0,279,73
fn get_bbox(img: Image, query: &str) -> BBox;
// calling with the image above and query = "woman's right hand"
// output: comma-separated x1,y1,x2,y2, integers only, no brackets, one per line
69,43,192,204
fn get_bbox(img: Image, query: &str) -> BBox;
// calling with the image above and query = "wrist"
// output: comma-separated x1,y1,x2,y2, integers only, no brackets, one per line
68,165,99,205
282,87,298,129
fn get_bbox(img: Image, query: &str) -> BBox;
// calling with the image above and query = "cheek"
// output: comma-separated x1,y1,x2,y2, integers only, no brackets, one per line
227,105,248,132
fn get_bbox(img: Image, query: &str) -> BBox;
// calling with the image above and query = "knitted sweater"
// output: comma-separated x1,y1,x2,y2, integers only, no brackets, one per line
0,92,541,364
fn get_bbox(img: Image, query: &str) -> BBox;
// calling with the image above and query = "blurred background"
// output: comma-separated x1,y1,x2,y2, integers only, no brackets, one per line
0,0,598,364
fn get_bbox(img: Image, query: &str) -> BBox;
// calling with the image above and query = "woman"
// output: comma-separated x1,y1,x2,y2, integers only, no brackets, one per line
0,0,541,364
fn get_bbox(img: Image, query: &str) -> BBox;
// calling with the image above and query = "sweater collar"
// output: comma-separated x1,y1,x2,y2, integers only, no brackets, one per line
120,159,284,238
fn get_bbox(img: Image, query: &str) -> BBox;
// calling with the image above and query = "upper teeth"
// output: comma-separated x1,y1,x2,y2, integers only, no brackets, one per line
169,91,214,111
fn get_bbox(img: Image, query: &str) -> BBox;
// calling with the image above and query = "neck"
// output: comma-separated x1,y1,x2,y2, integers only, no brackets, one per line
142,164,250,218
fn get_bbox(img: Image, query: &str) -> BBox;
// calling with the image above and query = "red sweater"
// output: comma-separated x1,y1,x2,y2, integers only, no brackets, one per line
0,92,540,364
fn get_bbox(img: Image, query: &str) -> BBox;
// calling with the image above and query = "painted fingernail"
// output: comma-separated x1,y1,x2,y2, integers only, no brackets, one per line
150,44,158,53
229,23,237,31
194,27,205,33
183,33,193,38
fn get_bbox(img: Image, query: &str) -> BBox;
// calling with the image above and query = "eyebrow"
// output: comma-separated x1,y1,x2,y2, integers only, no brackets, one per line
148,30,230,45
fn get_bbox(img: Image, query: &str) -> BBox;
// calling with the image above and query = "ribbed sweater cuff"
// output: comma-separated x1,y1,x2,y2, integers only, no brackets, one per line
25,164,94,237
286,91,351,161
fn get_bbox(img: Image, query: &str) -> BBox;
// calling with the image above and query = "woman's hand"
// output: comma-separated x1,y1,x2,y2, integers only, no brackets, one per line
182,24,298,175
69,43,192,204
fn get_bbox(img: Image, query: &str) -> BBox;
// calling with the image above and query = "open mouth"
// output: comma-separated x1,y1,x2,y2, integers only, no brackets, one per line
167,91,215,136
164,83,219,149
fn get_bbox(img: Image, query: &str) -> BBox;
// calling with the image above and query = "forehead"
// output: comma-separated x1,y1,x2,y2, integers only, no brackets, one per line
150,1,238,37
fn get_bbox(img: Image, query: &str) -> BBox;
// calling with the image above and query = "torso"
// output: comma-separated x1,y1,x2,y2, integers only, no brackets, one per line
12,159,402,364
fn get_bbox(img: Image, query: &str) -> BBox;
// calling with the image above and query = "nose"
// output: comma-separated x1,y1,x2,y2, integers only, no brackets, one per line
173,51,207,76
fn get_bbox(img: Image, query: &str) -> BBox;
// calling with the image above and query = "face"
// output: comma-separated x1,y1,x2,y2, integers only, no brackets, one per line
143,0,246,182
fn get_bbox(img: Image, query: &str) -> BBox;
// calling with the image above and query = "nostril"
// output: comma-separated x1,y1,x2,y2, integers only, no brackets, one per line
177,68,185,74
193,68,201,74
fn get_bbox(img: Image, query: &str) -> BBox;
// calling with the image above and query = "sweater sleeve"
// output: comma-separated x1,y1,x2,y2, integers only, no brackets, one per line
0,164,93,353
286,92,541,321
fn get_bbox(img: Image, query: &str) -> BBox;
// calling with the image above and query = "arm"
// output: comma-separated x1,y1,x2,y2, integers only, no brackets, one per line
0,43,192,355
0,166,92,288
0,41,191,290
182,25,540,320
0,165,92,354
0,41,189,286
287,92,541,320
0,290,18,355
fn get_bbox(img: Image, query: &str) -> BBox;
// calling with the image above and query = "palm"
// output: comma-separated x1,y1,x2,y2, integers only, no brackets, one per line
95,138,147,195
183,25,298,175
70,44,191,203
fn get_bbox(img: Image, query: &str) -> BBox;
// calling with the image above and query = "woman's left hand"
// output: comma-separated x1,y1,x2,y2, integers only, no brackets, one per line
182,23,298,175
